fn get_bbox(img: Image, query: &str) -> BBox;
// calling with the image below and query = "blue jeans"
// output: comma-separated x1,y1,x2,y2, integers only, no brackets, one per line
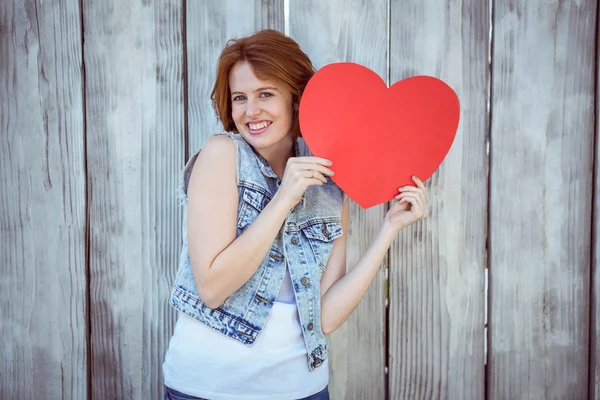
164,385,330,400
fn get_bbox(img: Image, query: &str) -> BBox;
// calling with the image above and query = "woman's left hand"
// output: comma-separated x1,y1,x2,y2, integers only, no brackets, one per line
384,176,429,233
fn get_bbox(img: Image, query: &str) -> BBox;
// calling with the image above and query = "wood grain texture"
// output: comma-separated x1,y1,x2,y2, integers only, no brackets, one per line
593,5,600,397
261,0,284,32
388,0,489,398
186,0,282,153
0,0,87,398
289,1,388,399
489,1,597,399
83,0,184,398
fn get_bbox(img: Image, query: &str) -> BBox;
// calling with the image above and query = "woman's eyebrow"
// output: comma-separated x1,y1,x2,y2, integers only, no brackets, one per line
254,86,279,92
231,87,280,96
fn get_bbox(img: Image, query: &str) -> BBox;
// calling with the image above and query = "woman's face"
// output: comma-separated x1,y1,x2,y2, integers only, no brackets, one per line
229,61,294,152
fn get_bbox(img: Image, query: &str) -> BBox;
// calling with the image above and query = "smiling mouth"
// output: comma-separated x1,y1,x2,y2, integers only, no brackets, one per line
247,121,272,134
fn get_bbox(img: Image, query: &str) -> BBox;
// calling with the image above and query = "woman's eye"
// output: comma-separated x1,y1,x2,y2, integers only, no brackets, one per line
233,95,246,101
259,92,273,98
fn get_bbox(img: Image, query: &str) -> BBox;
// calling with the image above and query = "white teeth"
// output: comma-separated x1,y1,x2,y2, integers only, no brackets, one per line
249,121,270,130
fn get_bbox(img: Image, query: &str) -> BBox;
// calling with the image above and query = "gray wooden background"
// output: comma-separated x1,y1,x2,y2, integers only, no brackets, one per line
1,0,598,399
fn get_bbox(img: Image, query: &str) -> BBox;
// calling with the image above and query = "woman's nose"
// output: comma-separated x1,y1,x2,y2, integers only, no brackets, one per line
245,100,261,118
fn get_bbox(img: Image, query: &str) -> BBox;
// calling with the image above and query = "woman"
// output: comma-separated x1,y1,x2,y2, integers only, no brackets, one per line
162,29,428,400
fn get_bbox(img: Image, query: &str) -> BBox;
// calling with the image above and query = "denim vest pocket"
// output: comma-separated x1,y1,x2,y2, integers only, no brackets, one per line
237,185,271,232
301,219,343,271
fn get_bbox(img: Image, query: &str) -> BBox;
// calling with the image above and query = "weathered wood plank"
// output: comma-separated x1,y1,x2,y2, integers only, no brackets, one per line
388,0,489,398
289,1,388,399
261,0,284,32
593,7,600,398
186,0,283,154
83,1,184,398
0,0,87,398
489,1,597,398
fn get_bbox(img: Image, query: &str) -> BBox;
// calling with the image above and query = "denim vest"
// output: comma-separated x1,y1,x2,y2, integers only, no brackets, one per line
169,131,344,372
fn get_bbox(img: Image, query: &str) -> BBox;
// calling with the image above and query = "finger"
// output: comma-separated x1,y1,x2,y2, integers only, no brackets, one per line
400,195,424,215
398,197,417,210
298,163,335,177
292,156,333,166
397,193,425,215
307,178,325,186
412,195,428,218
412,176,426,190
303,170,328,184
397,193,417,206
398,184,427,202
411,192,427,215
396,190,427,209
397,198,412,209
396,186,421,195
395,192,420,202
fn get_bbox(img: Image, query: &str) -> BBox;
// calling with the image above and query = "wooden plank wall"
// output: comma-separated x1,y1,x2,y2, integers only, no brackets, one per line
488,0,597,399
188,0,253,154
590,2,599,398
0,0,87,398
186,0,283,154
2,0,600,399
388,0,489,398
289,1,388,398
83,0,184,398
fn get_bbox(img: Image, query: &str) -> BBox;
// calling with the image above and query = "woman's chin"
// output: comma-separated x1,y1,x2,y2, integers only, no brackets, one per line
239,128,292,151
243,131,272,145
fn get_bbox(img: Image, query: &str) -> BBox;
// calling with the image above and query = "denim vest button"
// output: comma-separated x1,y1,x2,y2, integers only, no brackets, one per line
307,322,314,330
255,294,271,304
291,237,299,245
321,223,330,238
301,277,310,286
314,357,322,367
269,253,284,262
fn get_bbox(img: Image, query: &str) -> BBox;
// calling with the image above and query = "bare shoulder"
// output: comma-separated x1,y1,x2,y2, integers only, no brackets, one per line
201,134,235,159
188,134,236,197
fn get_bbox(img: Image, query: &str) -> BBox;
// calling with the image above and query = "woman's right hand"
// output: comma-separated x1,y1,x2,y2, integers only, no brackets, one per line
274,156,335,210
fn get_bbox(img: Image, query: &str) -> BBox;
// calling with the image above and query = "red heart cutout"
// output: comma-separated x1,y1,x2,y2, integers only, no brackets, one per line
299,63,460,208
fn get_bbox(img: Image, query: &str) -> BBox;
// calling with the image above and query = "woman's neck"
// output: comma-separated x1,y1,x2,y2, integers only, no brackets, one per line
257,139,295,179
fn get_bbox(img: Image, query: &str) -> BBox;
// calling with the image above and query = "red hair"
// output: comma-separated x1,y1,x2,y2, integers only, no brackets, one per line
211,29,315,140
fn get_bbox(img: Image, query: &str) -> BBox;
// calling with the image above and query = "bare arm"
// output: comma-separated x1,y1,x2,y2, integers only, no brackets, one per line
187,135,290,308
320,177,429,334
320,211,396,335
187,135,334,308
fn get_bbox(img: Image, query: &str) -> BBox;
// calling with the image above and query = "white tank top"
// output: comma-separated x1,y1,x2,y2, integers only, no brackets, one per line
162,267,329,399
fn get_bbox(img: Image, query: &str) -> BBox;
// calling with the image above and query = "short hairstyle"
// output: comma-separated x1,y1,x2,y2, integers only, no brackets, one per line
210,29,315,140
